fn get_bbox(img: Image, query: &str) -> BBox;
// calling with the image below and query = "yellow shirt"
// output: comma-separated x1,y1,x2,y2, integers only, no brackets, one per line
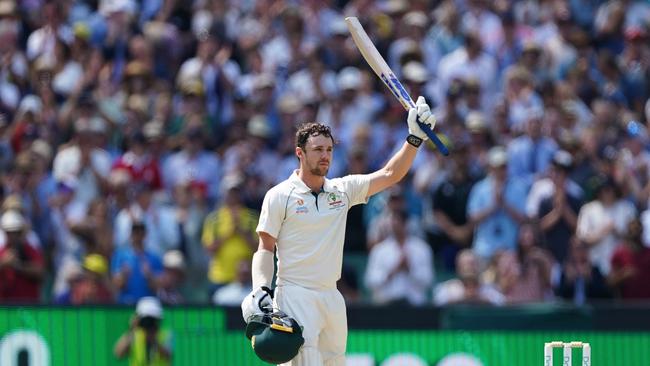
202,206,259,284
130,329,172,366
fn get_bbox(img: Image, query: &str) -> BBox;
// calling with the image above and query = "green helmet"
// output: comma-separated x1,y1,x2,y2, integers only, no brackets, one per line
245,310,304,364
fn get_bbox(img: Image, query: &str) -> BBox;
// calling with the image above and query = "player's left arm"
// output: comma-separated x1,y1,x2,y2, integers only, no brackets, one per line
366,96,436,198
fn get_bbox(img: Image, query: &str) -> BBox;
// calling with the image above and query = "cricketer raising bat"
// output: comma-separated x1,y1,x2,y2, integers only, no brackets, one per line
345,17,449,156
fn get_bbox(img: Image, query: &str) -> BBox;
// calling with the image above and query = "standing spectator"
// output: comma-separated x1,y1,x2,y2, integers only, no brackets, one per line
433,249,505,306
467,146,527,262
576,177,636,275
52,117,112,212
114,297,172,366
506,107,557,189
429,142,476,271
556,237,611,305
111,220,163,304
0,210,44,303
170,182,208,302
365,209,434,306
609,218,650,299
201,175,258,294
533,150,583,264
112,130,163,191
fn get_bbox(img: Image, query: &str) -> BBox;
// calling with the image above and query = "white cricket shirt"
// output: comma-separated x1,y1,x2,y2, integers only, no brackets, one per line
257,170,370,289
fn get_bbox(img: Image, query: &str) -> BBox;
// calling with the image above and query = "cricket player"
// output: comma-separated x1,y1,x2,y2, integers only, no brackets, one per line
242,97,436,365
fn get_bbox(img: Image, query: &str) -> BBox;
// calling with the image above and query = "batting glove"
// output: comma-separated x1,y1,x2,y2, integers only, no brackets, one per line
241,286,274,322
407,96,437,146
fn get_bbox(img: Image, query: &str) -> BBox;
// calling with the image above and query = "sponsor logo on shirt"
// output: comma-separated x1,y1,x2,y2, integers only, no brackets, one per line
296,199,308,214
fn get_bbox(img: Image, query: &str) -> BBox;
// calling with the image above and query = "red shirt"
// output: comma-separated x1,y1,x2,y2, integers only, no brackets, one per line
611,245,650,299
0,245,44,303
112,151,162,189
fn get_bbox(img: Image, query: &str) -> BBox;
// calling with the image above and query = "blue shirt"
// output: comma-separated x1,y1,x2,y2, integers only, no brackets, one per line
467,176,528,259
111,246,163,304
507,136,557,189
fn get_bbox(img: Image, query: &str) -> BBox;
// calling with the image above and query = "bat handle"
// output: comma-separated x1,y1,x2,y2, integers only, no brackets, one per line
418,121,449,156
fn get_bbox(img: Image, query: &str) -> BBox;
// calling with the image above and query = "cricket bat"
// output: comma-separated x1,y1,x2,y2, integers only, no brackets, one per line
345,16,449,156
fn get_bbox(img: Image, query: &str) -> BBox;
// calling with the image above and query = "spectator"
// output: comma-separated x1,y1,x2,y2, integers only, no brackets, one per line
556,237,612,305
532,150,583,264
366,185,420,250
114,184,180,256
429,142,476,271
0,210,44,303
576,177,636,275
169,181,209,302
213,259,252,306
201,175,258,294
162,126,221,204
56,253,114,305
492,224,554,304
467,146,527,262
52,117,112,212
609,217,650,299
114,296,172,366
111,220,163,304
433,249,504,306
506,106,557,189
365,210,434,306
156,250,186,305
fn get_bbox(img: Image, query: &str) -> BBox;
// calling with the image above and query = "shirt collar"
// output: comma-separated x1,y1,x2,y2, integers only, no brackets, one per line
289,170,334,194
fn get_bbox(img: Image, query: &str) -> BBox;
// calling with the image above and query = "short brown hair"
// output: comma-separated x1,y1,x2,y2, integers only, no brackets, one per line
294,122,335,150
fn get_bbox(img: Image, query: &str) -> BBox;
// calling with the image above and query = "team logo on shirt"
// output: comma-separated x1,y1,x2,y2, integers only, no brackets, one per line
327,192,345,209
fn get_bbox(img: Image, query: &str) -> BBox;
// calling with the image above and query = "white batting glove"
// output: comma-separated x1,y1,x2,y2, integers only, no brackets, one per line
241,286,274,322
407,96,437,141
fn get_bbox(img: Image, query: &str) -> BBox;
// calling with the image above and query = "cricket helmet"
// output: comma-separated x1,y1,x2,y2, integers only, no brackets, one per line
245,310,304,364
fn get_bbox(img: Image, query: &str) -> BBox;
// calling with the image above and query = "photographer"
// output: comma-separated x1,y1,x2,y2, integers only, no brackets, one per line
114,297,172,366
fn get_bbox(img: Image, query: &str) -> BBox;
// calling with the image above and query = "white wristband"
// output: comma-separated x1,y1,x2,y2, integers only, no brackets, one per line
251,249,275,289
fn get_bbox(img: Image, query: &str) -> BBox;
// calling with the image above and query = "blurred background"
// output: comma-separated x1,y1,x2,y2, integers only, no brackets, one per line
0,0,648,365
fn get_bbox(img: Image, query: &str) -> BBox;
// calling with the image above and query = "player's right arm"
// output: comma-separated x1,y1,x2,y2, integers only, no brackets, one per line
241,188,283,320
253,232,276,289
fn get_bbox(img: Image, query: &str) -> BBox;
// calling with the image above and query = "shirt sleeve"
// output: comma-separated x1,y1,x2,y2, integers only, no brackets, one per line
335,174,371,206
256,187,285,238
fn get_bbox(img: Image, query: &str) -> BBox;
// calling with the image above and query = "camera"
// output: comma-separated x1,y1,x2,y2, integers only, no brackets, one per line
138,316,159,330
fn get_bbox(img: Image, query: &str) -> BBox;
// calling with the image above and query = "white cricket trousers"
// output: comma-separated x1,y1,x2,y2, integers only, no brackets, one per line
274,284,347,366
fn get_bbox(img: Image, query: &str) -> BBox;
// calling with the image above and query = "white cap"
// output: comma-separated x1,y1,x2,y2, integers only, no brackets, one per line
465,112,487,132
487,146,508,167
247,114,272,138
163,250,185,270
337,67,362,90
135,297,163,318
18,95,42,115
403,11,428,28
329,17,348,36
402,61,428,83
1,210,25,232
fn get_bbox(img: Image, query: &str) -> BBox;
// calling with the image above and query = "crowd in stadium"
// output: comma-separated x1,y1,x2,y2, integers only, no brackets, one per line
0,0,649,307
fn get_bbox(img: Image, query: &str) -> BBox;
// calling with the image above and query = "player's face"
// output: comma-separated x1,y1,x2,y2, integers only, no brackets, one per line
299,134,333,177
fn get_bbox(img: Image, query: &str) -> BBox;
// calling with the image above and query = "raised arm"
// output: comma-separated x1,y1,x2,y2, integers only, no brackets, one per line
367,97,437,197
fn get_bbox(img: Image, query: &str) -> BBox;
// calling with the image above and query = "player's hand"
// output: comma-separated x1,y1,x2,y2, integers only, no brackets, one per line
241,286,274,322
407,96,436,141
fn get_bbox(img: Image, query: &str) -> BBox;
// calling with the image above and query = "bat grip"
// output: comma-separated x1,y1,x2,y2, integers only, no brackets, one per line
418,121,449,156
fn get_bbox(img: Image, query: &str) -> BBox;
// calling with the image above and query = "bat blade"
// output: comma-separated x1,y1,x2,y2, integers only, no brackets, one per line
345,17,449,156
